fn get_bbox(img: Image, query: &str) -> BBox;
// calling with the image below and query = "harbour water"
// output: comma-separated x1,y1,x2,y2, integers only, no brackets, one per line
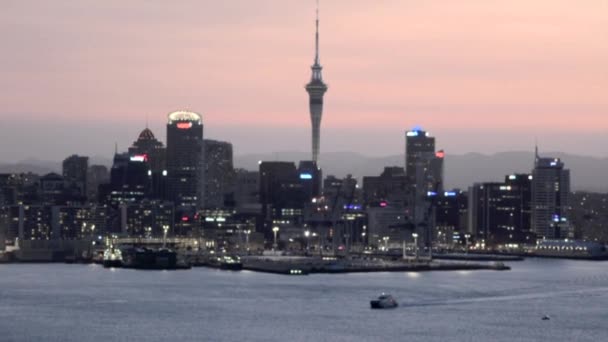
0,259,607,342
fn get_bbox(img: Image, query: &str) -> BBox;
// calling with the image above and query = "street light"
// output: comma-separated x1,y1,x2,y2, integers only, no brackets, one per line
412,233,419,260
245,229,251,252
382,236,389,251
464,234,471,254
88,224,96,260
272,226,279,251
162,225,170,248
304,230,310,254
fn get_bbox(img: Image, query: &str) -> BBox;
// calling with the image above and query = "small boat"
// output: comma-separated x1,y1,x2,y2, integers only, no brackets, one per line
370,294,398,309
542,315,550,321
103,247,123,268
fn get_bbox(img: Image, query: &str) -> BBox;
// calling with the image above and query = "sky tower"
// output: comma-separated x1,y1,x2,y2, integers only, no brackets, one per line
305,1,328,164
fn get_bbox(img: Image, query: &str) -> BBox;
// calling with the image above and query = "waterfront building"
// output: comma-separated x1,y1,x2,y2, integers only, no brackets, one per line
569,192,608,243
434,190,468,247
531,148,571,239
259,161,306,237
366,205,409,250
305,3,328,164
468,174,535,247
120,200,174,238
166,111,205,210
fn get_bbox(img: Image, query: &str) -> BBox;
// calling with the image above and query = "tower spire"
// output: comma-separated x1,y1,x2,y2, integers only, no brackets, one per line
305,0,328,164
315,0,320,66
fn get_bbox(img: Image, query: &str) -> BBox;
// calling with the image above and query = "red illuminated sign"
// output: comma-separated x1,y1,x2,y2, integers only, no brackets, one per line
130,154,148,162
435,150,445,159
181,216,189,222
176,122,193,129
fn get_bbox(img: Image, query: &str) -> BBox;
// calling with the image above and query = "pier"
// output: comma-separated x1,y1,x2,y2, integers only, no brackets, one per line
240,256,510,275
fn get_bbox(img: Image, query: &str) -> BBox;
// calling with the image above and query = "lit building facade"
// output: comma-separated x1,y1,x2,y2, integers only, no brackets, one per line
468,174,534,247
128,127,167,173
166,111,205,210
532,149,570,239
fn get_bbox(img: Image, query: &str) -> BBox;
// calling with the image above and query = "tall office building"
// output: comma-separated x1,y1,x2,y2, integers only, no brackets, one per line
128,127,166,173
405,128,443,230
87,165,109,203
531,148,570,239
259,161,306,237
362,167,408,208
99,152,150,206
203,139,234,209
405,128,436,185
305,3,328,164
62,155,88,198
468,174,534,246
297,160,322,201
166,111,205,210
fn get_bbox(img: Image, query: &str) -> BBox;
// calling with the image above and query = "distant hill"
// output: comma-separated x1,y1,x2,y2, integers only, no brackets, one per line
2,152,606,192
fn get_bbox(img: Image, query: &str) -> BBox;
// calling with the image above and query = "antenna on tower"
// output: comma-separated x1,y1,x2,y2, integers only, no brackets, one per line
145,113,149,129
314,0,320,65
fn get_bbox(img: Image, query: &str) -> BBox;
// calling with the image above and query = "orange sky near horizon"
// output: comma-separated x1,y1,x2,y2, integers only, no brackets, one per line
0,0,606,160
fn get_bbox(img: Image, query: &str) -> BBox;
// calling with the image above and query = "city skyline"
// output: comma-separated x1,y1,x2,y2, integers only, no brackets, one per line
1,0,607,161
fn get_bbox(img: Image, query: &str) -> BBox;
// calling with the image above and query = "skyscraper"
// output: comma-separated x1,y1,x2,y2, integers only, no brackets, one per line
405,128,435,183
468,174,534,247
305,3,328,164
531,148,570,239
166,111,204,210
62,155,88,198
128,127,166,173
203,139,234,209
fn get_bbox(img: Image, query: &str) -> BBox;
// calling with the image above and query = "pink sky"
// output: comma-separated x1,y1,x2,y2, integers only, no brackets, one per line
0,0,607,161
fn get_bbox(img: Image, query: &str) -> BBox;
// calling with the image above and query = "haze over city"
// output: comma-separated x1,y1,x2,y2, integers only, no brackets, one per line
1,0,607,161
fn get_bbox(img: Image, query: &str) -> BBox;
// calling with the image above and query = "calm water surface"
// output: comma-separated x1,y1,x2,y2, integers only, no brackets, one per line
0,259,607,342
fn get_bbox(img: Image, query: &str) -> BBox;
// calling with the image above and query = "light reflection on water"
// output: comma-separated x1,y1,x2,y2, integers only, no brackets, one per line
0,259,607,342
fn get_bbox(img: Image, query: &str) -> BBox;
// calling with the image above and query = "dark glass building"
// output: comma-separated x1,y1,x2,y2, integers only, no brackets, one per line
203,139,234,209
468,174,534,247
62,155,89,199
166,111,204,210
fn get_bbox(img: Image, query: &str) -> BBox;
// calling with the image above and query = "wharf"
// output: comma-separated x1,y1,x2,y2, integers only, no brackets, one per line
241,256,510,275
433,253,524,262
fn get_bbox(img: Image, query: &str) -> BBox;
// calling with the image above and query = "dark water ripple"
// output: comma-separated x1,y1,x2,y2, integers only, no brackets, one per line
0,259,607,342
